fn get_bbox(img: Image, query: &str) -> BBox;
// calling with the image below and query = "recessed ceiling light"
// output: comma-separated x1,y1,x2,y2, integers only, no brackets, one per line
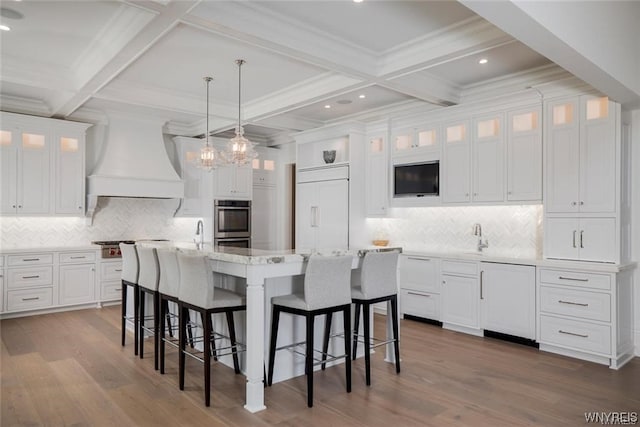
353,0,364,3
324,104,331,109
478,58,488,65
0,24,10,31
359,94,366,99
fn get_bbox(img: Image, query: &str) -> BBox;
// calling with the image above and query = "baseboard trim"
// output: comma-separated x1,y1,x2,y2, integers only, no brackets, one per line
403,314,442,327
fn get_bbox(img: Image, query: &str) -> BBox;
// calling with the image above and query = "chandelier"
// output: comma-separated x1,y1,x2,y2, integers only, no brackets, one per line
224,59,258,165
197,76,220,171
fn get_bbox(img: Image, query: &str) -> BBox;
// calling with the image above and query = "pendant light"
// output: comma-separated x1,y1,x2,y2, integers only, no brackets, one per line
197,76,219,171
225,59,258,165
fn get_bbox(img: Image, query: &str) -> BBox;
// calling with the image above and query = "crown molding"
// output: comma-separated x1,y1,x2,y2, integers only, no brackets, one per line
0,95,52,117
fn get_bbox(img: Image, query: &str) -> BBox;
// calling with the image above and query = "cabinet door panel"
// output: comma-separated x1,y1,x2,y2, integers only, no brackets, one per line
545,218,579,261
546,99,580,213
480,263,535,339
578,218,616,262
315,179,349,249
441,274,479,329
295,182,316,250
473,115,504,202
507,108,542,201
366,152,387,216
442,141,470,203
56,136,84,214
252,185,276,250
59,264,96,305
400,256,439,293
234,166,252,199
19,143,51,214
0,145,18,214
579,97,616,213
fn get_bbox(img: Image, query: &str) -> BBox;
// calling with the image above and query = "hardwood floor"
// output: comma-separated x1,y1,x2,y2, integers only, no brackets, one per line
2,306,638,426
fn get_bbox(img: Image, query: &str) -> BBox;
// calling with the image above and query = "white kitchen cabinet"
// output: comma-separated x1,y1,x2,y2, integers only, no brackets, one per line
59,263,96,306
5,252,55,313
100,260,123,301
480,263,535,340
252,184,277,250
441,260,480,334
296,166,349,250
472,114,504,202
545,96,616,214
0,122,51,215
55,132,87,214
365,133,388,216
399,255,441,321
174,136,204,216
507,106,542,201
537,267,634,369
441,121,470,203
391,124,440,156
214,164,252,200
0,256,4,313
545,217,616,263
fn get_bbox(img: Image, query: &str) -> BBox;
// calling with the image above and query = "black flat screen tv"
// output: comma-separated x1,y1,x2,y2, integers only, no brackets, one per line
394,161,439,197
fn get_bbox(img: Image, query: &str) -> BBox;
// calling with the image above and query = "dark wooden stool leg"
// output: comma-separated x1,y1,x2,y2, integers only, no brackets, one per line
139,289,146,358
179,304,186,391
267,306,280,386
186,310,195,348
343,305,352,393
121,281,127,347
202,313,218,362
321,313,332,370
160,296,166,374
226,310,241,374
133,284,139,356
153,291,160,370
352,302,361,360
363,302,371,386
203,309,211,407
306,313,315,408
391,295,400,374
164,300,173,338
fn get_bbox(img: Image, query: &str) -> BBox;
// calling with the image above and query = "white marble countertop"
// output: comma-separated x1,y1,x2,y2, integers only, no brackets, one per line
146,241,402,265
0,244,100,254
402,249,636,273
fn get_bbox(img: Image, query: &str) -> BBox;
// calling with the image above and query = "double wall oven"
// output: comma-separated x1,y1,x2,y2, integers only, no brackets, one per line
214,200,251,249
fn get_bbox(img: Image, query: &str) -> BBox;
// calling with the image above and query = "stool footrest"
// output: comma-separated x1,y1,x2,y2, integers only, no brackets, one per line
278,342,348,367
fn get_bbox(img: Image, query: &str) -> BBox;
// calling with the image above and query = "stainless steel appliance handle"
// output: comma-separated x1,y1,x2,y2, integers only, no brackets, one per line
572,230,577,248
480,270,484,300
580,230,584,248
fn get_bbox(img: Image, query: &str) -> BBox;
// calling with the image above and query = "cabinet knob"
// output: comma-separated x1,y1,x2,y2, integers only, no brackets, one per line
12,205,16,208
18,205,22,208
465,193,469,197
580,201,584,205
571,202,577,206
508,191,512,195
78,206,82,209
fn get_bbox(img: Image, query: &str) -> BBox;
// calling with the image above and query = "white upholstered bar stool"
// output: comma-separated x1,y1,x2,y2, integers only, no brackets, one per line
323,251,400,386
177,251,246,407
157,248,181,375
136,245,161,370
267,255,353,408
119,243,140,355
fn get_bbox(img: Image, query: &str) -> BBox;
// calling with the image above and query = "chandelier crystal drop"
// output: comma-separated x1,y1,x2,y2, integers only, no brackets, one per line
225,59,258,165
197,76,219,171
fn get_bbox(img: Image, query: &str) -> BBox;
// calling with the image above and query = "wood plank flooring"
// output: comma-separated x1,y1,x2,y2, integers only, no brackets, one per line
2,306,638,426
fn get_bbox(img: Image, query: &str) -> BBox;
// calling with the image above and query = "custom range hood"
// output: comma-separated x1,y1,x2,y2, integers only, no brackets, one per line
86,113,184,218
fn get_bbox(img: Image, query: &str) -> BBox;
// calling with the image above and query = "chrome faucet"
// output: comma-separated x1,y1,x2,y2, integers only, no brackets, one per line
195,219,204,249
473,223,489,252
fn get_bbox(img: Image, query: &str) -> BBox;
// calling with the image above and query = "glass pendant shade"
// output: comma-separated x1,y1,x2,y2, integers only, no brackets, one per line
197,76,219,171
226,59,258,165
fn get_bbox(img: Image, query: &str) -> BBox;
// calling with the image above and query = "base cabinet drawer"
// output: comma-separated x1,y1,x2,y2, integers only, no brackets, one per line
101,261,123,282
540,286,610,322
7,288,54,311
401,289,440,321
539,269,611,290
7,254,53,266
101,282,122,300
400,256,440,293
8,266,53,289
539,315,611,355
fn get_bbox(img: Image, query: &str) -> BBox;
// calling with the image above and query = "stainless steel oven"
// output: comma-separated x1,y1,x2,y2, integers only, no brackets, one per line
214,199,251,240
214,237,251,250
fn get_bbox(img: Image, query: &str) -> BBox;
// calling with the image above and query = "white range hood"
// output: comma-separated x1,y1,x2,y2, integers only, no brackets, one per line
86,114,184,218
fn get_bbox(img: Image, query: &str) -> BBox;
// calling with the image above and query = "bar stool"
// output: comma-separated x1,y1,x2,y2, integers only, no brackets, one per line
136,245,161,370
119,243,139,355
157,248,180,375
267,255,353,408
177,251,246,407
323,251,400,386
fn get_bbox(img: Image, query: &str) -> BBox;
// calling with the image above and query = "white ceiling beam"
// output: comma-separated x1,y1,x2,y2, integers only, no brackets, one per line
460,0,640,108
51,0,202,118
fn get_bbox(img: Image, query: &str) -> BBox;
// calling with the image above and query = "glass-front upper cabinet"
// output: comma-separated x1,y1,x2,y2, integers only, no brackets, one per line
392,124,439,155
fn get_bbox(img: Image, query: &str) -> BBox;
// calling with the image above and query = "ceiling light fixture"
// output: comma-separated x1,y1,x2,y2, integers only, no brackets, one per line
197,76,219,172
0,24,10,31
359,94,366,99
353,0,364,3
225,59,257,165
324,104,331,109
479,58,488,65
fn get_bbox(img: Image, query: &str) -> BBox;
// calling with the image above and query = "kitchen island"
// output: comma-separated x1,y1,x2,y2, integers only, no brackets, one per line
153,243,402,413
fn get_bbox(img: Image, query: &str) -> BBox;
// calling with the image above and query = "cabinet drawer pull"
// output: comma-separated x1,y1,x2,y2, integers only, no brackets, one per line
480,270,484,300
22,297,40,301
70,256,86,259
558,329,588,338
407,291,430,297
115,288,122,292
407,257,430,261
572,230,577,248
115,269,122,272
22,275,40,279
558,300,588,307
558,276,588,282
23,258,40,262
580,230,584,249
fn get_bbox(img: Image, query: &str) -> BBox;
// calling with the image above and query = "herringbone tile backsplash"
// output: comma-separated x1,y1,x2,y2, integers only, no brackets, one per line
0,198,199,248
366,205,543,258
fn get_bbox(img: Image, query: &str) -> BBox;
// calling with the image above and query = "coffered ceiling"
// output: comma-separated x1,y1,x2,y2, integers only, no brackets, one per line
0,0,569,145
